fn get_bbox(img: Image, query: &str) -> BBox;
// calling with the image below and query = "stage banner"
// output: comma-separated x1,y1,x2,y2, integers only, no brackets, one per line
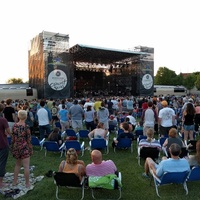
139,49,154,96
44,52,72,99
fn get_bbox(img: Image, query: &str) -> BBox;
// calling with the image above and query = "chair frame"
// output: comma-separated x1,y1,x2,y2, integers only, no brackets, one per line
89,172,122,200
151,171,189,197
31,136,45,150
54,172,85,200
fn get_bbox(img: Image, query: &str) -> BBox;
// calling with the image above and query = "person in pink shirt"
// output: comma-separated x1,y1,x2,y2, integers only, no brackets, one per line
86,150,117,176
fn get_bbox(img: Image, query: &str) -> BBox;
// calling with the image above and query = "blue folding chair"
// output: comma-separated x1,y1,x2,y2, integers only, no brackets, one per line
90,138,109,154
78,130,89,141
65,140,85,157
152,171,189,197
187,166,200,182
31,136,45,150
43,141,65,157
65,129,79,140
114,138,133,153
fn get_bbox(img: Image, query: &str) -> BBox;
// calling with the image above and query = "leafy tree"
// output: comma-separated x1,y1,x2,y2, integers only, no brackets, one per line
154,67,177,85
195,73,200,90
6,78,24,84
171,74,183,86
183,73,197,92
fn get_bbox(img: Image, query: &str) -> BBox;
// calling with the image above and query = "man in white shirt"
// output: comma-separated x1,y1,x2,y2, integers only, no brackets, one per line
158,100,175,137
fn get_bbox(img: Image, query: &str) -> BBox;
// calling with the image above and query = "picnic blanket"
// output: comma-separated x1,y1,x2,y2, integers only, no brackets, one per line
0,172,44,199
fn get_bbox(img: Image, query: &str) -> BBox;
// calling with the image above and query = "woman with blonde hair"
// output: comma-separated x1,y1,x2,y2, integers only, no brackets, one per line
11,110,33,188
187,140,200,167
58,148,85,181
138,128,161,150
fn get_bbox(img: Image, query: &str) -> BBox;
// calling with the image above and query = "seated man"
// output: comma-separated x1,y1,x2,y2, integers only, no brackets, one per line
142,143,190,178
86,150,117,176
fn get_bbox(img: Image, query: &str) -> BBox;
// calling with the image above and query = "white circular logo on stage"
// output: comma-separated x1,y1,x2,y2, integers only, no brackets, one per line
48,70,67,90
142,74,153,89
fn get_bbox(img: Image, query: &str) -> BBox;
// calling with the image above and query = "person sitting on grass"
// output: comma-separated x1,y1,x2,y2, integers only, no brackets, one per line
58,148,85,181
142,143,190,178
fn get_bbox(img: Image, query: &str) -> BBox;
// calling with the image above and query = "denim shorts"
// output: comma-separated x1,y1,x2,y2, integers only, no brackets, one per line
183,124,194,131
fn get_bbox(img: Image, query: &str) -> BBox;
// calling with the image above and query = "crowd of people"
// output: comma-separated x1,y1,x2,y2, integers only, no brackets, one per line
0,93,200,191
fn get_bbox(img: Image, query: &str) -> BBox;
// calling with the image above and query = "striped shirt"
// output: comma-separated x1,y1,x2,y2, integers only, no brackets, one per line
86,160,117,176
139,139,161,150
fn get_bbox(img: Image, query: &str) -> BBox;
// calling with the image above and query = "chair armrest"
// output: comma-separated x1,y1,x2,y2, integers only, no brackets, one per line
59,143,65,150
40,138,45,145
81,141,85,150
118,172,122,182
80,176,85,185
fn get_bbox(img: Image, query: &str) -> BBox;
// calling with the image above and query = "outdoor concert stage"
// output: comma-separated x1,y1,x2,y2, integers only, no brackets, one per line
28,31,154,99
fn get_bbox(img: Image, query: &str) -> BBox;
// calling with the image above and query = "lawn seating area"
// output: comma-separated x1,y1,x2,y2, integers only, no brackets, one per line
4,129,200,200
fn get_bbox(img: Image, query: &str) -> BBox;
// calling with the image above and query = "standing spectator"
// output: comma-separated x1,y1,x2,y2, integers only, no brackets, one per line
93,97,102,112
51,101,59,128
107,99,114,115
35,100,52,139
182,102,195,142
126,97,134,111
3,98,17,133
194,101,200,134
57,104,69,133
141,101,158,136
158,100,176,137
84,105,96,131
0,103,10,188
11,110,33,188
68,99,84,133
46,98,54,110
23,105,34,134
97,102,109,130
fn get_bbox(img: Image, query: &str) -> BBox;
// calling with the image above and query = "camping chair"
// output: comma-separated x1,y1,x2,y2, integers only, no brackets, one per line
78,129,89,141
65,129,79,140
187,166,200,182
138,146,160,166
114,138,133,153
88,172,122,200
43,141,65,157
31,136,45,150
151,171,189,197
64,140,85,157
109,124,118,134
54,172,85,200
90,138,109,154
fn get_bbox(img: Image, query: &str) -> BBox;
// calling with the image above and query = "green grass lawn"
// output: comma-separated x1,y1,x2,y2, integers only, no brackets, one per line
3,133,200,200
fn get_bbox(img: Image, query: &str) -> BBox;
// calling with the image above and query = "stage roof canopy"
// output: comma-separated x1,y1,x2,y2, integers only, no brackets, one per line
69,44,146,64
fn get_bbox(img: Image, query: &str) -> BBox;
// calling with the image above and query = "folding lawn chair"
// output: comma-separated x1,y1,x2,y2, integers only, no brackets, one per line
151,171,189,197
54,172,85,200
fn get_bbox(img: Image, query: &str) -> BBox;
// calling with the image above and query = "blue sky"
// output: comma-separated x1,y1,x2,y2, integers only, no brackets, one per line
0,0,199,83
